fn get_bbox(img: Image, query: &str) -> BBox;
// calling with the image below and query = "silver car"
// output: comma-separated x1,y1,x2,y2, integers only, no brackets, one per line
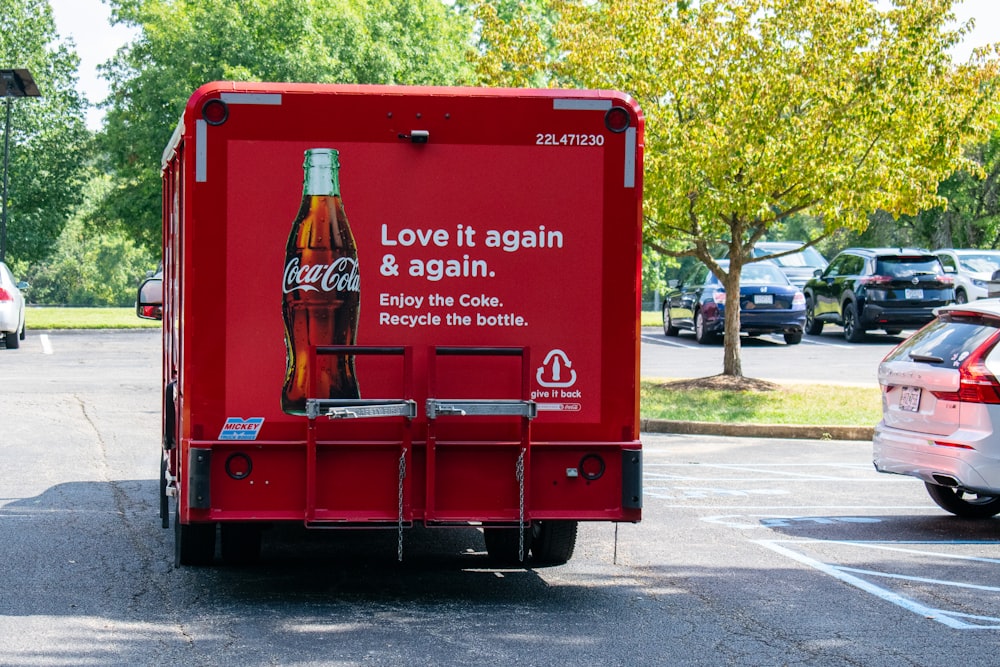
0,261,27,349
873,300,1000,517
933,248,1000,303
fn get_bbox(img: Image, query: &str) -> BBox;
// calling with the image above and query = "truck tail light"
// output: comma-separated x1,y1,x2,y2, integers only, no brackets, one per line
0,287,11,302
931,331,1000,404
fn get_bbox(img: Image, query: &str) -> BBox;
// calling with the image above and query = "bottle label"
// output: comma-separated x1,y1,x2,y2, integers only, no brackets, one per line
282,256,360,294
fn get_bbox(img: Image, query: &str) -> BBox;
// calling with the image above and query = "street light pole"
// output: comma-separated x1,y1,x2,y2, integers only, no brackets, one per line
0,69,41,264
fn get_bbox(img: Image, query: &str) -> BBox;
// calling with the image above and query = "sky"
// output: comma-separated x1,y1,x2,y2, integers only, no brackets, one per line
49,0,1000,131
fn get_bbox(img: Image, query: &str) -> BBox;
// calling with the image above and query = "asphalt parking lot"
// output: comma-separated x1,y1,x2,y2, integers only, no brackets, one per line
2,330,1000,665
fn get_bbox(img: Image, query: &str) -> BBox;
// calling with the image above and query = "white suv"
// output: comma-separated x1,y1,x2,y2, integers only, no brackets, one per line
874,300,1000,517
933,248,1000,303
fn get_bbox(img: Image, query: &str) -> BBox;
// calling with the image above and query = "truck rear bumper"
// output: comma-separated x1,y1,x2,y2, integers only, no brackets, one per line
178,440,642,525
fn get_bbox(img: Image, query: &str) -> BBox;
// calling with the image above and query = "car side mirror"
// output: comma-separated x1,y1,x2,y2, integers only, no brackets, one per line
943,266,956,273
668,279,679,289
136,276,163,321
813,268,823,277
16,280,28,290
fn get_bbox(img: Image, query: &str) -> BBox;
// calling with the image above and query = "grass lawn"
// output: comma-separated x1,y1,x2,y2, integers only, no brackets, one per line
26,307,161,330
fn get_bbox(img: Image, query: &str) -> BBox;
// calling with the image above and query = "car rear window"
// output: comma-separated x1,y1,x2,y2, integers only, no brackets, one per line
875,256,942,278
883,314,1000,368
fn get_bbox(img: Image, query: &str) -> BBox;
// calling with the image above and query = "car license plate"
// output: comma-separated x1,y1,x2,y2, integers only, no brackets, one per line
900,386,921,412
753,294,773,305
905,288,923,299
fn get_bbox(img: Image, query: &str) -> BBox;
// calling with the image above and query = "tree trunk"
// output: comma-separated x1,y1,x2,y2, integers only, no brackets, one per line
722,270,743,377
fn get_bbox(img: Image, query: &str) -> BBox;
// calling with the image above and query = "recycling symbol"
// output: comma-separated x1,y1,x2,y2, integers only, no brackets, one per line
536,349,577,388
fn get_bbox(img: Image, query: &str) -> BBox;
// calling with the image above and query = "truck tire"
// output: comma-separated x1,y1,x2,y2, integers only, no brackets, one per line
174,508,216,567
484,527,529,566
530,520,577,566
220,523,262,566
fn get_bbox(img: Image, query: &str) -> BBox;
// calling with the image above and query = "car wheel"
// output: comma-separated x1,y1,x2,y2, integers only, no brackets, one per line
924,483,1000,519
783,332,803,345
5,330,19,350
663,305,679,337
694,310,716,345
842,302,865,343
955,289,968,304
883,328,902,336
19,316,25,340
805,298,823,335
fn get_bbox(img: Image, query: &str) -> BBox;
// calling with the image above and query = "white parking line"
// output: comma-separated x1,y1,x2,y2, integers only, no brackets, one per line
39,334,53,355
757,538,1000,629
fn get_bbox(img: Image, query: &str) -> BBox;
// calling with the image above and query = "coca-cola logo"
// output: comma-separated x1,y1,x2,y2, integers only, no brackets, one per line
283,257,360,294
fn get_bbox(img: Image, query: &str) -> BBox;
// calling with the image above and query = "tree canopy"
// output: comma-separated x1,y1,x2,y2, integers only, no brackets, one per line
98,0,475,250
475,0,1000,375
0,0,89,265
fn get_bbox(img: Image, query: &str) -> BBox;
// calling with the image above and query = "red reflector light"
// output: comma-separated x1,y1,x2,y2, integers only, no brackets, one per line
0,287,10,301
604,106,631,133
933,441,975,450
202,98,229,126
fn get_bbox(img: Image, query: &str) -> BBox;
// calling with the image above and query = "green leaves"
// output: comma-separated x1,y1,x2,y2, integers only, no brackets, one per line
98,0,475,251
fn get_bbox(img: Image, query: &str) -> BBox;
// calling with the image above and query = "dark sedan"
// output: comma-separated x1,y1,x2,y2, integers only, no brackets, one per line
663,260,806,345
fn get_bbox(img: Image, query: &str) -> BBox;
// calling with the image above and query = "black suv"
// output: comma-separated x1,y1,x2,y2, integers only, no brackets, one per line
803,248,954,342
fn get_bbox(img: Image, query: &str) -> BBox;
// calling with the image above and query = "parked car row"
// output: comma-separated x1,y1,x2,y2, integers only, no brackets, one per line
663,243,1000,345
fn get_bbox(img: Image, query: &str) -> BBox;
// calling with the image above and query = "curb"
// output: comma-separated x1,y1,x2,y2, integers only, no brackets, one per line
641,419,874,442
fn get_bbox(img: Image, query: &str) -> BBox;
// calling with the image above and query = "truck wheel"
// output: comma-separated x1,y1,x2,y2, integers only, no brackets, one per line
529,520,577,566
221,524,262,566
842,302,865,343
174,508,216,567
924,483,1000,518
804,298,823,335
484,527,529,566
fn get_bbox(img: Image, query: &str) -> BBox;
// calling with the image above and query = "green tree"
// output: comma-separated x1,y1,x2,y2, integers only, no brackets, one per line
0,0,89,265
475,0,999,376
24,174,156,306
98,0,475,252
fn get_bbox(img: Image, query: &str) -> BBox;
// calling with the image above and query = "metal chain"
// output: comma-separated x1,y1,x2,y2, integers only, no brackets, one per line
516,448,526,563
398,448,407,562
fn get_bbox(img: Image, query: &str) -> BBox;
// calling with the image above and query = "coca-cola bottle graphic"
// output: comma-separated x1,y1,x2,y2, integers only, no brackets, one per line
281,148,360,415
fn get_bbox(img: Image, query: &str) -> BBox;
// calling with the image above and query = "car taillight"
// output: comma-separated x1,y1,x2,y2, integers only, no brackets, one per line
713,291,726,305
0,287,11,302
938,274,954,285
931,331,1000,404
792,292,805,306
860,275,893,285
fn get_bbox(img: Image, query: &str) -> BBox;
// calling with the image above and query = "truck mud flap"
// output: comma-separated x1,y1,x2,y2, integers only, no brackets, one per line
622,449,642,510
188,447,212,509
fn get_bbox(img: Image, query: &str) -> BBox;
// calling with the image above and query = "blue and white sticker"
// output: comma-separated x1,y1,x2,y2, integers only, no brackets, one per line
219,417,264,441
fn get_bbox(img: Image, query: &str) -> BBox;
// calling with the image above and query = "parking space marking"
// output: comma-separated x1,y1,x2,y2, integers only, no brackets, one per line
757,538,1000,629
39,334,53,355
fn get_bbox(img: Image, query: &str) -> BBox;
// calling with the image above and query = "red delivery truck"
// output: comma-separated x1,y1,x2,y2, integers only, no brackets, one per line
136,82,644,567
